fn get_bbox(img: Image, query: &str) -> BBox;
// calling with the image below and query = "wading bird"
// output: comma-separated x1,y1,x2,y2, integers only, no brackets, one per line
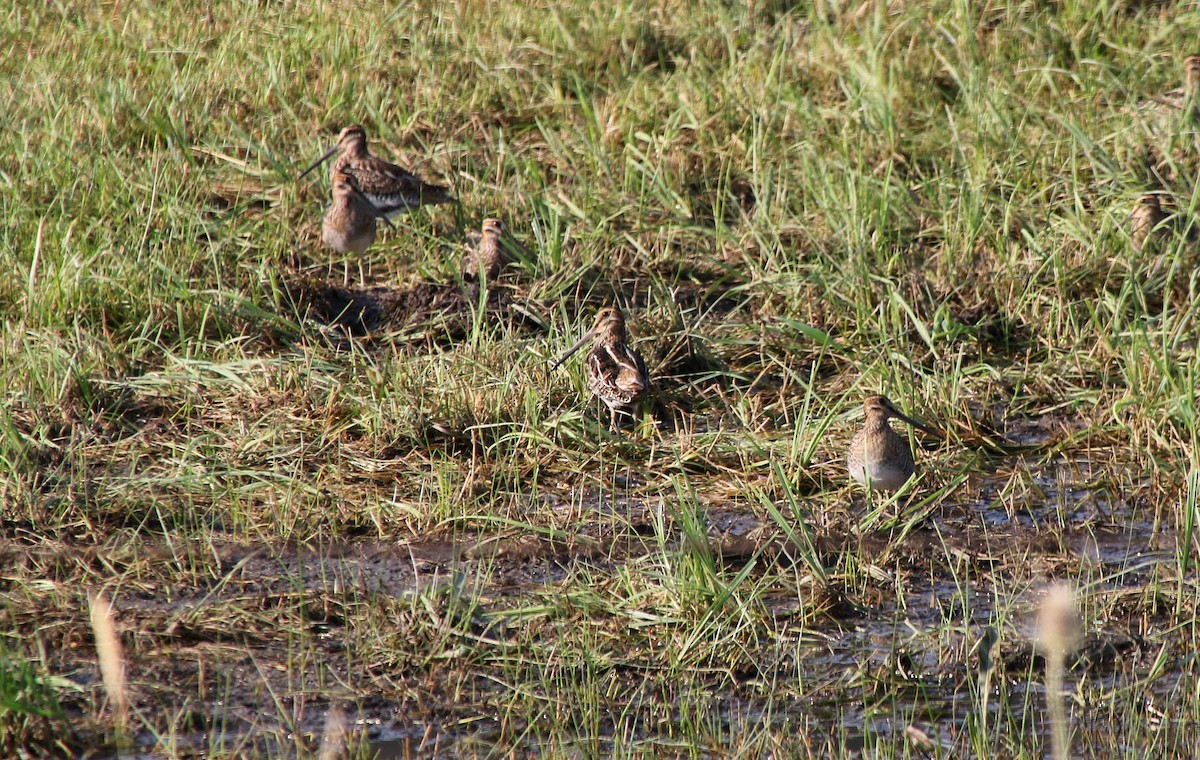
847,395,935,492
462,218,512,281
299,124,455,220
320,170,396,255
1130,193,1167,252
1141,53,1200,114
550,305,651,430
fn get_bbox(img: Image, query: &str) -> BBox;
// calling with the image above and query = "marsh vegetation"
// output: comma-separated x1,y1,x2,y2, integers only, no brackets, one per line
3,0,1200,756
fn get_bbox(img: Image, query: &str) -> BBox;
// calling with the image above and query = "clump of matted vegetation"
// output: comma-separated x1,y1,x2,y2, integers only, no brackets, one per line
3,0,1200,757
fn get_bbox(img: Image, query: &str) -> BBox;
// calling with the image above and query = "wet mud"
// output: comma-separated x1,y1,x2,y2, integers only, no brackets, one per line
285,276,544,345
16,438,1184,756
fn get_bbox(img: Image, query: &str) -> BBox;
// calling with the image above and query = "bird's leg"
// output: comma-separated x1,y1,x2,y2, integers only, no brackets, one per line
856,484,879,536
596,397,611,435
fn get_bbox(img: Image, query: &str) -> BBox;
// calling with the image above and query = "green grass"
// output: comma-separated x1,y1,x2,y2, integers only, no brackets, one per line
3,0,1200,756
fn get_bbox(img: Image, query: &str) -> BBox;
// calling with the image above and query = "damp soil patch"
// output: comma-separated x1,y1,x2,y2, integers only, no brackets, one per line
8,456,1191,757
283,275,547,344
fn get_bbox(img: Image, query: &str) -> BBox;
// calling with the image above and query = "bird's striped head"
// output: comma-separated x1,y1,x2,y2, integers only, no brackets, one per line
481,218,503,237
862,394,935,435
336,125,369,154
1185,54,1200,94
593,305,628,342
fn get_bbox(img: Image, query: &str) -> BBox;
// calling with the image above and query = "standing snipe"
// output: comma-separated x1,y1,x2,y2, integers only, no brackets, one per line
462,218,512,281
321,170,396,255
847,395,935,492
1186,54,1200,98
1186,54,1200,133
1130,193,1167,252
551,305,651,429
1149,54,1200,113
299,125,455,217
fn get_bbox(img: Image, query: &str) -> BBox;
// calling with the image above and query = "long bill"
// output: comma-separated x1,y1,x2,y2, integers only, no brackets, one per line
297,143,340,181
891,407,938,438
549,328,597,371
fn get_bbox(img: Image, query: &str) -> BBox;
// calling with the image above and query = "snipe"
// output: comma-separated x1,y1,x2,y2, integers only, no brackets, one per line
847,395,935,492
320,170,395,255
1130,193,1167,252
462,218,512,281
1146,53,1200,114
550,305,651,429
299,124,455,217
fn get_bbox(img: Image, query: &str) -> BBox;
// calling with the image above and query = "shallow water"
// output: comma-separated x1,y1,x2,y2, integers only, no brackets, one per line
58,449,1190,758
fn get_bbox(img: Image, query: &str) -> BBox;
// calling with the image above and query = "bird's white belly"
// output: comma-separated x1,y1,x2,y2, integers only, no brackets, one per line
848,459,912,491
324,225,375,255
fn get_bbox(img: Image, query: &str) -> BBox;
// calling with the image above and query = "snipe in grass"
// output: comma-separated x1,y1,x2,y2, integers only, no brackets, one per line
847,395,935,492
299,124,455,218
1187,53,1200,151
1186,54,1200,99
462,218,512,281
320,170,395,255
1130,193,1167,252
1148,54,1200,114
550,305,651,429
